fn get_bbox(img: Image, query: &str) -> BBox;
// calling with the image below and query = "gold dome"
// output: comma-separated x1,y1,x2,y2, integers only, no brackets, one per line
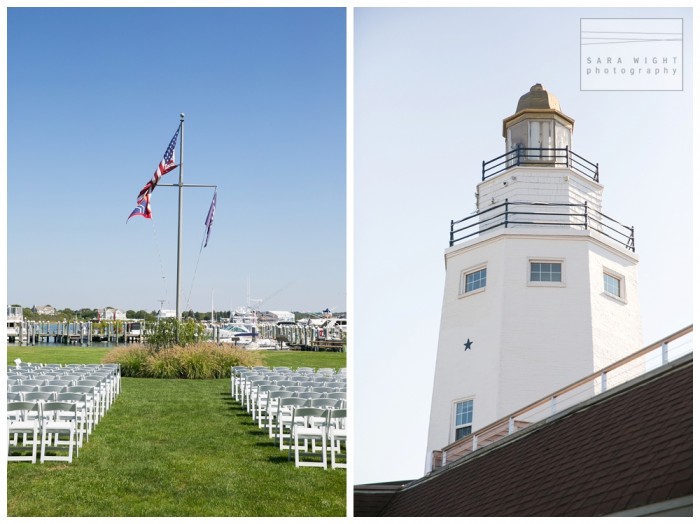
515,83,562,113
503,84,574,138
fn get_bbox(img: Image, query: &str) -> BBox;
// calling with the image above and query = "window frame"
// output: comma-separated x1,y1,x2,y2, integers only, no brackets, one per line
527,258,566,288
453,398,474,443
460,264,488,298
602,267,626,303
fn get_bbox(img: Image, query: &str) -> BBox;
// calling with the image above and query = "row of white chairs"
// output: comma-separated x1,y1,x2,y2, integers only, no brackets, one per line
8,363,121,397
232,367,346,426
8,372,119,426
232,366,346,404
8,401,82,463
231,366,348,469
7,364,121,463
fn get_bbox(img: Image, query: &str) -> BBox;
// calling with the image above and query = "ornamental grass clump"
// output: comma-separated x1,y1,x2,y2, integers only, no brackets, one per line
106,345,150,377
103,342,261,379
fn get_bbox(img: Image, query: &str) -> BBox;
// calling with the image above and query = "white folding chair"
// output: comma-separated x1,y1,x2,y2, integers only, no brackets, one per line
277,397,307,450
248,379,271,416
56,392,89,447
68,386,97,435
266,390,293,438
327,409,347,469
231,366,248,400
40,402,78,463
241,373,264,411
7,401,41,463
254,385,279,428
291,407,328,469
78,380,104,421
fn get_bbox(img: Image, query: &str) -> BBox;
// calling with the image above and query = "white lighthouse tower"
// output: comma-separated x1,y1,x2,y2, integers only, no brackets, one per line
426,84,642,471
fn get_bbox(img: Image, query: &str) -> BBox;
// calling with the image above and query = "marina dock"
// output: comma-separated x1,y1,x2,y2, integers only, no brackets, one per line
7,316,345,352
7,320,143,346
257,323,346,351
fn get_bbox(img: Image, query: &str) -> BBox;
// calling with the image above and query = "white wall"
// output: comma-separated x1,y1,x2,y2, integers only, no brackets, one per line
426,228,642,471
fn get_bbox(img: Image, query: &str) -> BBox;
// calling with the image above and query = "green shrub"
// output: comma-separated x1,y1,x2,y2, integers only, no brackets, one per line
145,318,206,351
103,342,261,379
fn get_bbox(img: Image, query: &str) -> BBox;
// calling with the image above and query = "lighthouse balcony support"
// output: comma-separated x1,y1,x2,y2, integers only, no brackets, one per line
482,146,599,182
449,200,635,252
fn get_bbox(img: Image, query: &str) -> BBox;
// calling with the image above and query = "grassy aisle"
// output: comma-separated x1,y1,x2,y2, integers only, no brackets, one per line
6,347,347,517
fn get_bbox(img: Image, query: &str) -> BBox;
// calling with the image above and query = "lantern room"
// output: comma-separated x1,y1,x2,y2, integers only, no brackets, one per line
502,83,574,163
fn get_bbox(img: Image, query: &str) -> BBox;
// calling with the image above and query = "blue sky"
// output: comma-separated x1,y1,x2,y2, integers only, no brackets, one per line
6,7,346,314
354,6,693,485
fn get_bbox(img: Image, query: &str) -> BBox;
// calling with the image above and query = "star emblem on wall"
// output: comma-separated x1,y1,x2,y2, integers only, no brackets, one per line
464,339,473,351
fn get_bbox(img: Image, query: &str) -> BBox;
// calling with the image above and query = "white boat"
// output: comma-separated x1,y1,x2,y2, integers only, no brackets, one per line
297,315,347,338
7,305,23,343
206,321,258,346
217,323,257,344
211,321,287,350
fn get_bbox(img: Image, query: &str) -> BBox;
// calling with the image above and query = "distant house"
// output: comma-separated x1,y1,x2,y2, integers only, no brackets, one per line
98,307,127,321
32,305,56,316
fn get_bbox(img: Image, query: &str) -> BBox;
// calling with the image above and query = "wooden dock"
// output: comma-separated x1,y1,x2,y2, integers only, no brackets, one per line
9,320,143,346
257,322,346,352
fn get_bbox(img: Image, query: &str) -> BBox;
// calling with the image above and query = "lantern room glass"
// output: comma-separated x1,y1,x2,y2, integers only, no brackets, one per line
507,119,571,164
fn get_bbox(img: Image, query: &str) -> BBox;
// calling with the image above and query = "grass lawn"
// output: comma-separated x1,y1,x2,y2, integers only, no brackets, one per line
6,346,347,517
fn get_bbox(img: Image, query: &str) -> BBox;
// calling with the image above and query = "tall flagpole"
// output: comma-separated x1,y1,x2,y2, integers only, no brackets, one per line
176,113,185,324
131,113,216,340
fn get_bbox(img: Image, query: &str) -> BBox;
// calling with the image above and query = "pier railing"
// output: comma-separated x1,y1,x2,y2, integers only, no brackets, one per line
482,146,599,182
449,200,635,252
431,324,693,472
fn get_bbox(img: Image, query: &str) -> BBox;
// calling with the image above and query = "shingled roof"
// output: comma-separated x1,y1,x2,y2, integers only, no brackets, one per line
354,354,692,517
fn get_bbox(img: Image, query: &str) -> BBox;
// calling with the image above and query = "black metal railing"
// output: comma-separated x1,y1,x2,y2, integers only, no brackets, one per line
482,146,599,182
449,200,635,252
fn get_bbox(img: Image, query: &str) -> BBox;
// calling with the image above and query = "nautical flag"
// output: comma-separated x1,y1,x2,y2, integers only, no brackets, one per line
127,193,152,222
137,127,180,200
204,191,217,247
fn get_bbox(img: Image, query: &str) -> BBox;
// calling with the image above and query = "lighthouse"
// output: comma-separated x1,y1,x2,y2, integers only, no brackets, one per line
425,84,642,470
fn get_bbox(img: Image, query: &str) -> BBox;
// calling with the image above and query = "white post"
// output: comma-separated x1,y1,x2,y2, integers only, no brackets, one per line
661,342,669,366
176,113,185,324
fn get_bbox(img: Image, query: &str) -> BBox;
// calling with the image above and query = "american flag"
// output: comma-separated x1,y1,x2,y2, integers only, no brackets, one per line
204,191,217,247
137,126,180,200
127,193,152,222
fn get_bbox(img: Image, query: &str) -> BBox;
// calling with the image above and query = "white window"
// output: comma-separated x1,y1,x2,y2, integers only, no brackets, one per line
508,121,528,151
555,121,572,151
528,258,565,287
604,273,620,296
602,269,626,302
454,399,474,441
528,120,553,160
530,262,562,282
461,266,487,296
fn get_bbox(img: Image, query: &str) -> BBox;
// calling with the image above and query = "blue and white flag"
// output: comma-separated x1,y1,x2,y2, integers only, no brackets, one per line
127,193,152,222
204,191,217,247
